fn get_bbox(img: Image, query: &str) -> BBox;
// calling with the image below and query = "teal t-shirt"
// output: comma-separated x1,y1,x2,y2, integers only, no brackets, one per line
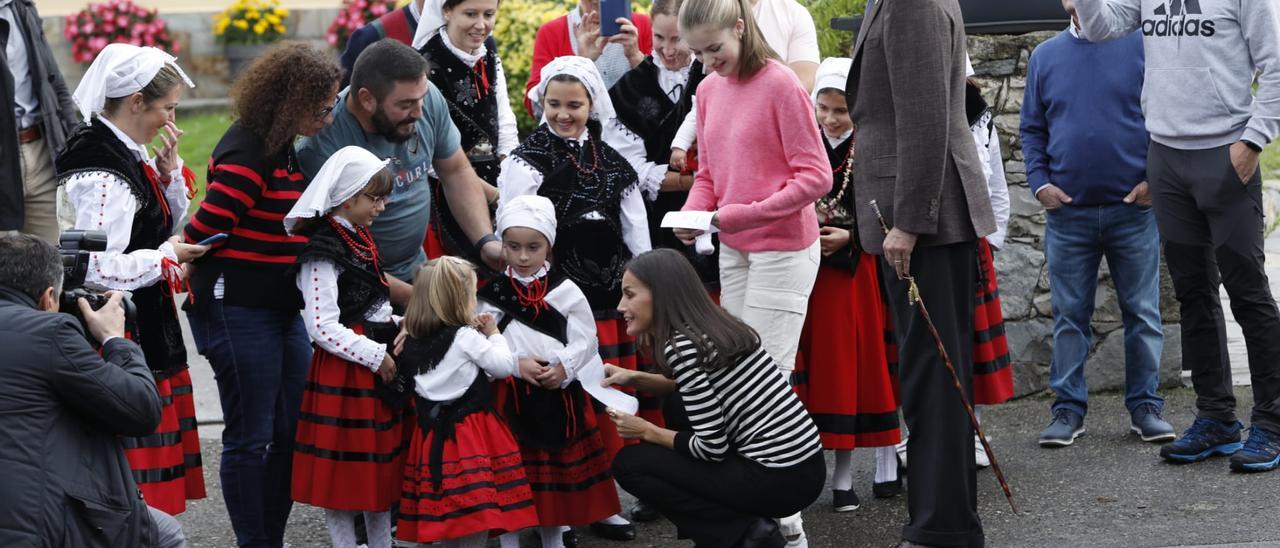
297,85,461,281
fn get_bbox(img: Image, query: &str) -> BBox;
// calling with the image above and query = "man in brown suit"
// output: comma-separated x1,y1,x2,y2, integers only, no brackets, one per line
846,0,995,546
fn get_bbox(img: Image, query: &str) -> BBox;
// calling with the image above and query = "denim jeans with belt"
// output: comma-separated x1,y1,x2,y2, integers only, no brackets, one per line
187,301,311,548
1045,203,1164,417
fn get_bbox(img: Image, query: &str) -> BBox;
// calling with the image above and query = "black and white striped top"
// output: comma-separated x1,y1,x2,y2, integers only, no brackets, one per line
666,335,822,468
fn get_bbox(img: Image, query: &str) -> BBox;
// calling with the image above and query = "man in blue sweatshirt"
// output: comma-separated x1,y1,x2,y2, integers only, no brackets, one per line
1076,0,1280,472
1022,0,1173,450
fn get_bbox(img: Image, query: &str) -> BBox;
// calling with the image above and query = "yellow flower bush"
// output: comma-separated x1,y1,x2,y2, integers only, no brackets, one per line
213,0,289,45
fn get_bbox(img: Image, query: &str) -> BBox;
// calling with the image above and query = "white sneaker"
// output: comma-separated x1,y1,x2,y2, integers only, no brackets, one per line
784,532,809,548
974,434,991,468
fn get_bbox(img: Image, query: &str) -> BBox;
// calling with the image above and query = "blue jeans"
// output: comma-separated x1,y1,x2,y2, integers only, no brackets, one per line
187,302,311,548
1045,203,1164,417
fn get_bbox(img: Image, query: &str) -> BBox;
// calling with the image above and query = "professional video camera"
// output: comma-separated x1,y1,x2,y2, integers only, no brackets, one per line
58,230,137,340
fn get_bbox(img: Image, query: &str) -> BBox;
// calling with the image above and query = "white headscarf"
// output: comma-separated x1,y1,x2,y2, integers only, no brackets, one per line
72,43,195,122
811,57,852,105
284,146,391,235
410,0,446,49
526,55,617,124
496,194,558,245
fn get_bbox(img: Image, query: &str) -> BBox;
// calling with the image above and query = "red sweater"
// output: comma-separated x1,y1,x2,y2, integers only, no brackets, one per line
684,60,832,253
524,13,652,116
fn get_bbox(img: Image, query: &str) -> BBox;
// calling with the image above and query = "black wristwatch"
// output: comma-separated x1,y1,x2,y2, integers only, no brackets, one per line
1244,140,1264,153
474,233,500,255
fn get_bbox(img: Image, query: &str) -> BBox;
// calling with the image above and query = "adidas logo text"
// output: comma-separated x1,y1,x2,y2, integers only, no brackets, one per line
1141,0,1216,37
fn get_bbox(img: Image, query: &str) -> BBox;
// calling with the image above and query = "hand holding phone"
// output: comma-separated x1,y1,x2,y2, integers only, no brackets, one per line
196,233,229,246
599,0,632,37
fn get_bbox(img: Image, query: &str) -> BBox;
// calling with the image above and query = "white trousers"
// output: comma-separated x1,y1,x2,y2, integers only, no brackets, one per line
718,241,820,372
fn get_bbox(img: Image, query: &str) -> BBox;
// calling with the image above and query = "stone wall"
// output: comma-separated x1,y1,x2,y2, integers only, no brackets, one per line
966,31,1184,398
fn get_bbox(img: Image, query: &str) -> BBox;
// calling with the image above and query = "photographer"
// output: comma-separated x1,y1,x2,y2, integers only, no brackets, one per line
0,234,185,547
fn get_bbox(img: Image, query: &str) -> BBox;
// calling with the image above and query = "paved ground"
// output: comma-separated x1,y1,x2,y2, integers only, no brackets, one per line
177,385,1280,547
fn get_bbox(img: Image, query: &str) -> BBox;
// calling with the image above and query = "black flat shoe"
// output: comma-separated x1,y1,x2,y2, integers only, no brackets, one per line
738,517,784,548
562,528,579,547
832,488,861,512
873,477,903,499
630,499,662,522
589,521,636,541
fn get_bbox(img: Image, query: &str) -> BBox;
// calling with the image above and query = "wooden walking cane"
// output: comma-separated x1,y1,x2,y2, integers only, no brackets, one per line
870,200,1018,514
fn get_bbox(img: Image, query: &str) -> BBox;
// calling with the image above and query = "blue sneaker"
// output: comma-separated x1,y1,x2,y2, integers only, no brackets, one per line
1159,417,1243,463
1229,426,1280,472
1038,409,1085,447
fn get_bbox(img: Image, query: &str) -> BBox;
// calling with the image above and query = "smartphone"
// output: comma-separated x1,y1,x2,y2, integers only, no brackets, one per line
599,0,632,37
196,233,229,246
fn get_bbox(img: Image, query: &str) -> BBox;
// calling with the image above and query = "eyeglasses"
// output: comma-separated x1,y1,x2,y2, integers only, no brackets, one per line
315,97,339,121
364,193,389,205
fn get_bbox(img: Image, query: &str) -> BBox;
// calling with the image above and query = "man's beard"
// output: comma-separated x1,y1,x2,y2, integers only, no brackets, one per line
371,107,417,143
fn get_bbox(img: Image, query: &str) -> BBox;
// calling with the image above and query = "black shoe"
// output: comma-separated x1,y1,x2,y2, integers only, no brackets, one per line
739,517,785,548
630,500,662,522
562,528,579,548
832,488,860,512
872,477,903,498
589,521,636,541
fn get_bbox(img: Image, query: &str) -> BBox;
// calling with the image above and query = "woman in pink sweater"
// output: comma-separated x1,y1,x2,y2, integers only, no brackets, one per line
674,2,830,544
675,0,830,372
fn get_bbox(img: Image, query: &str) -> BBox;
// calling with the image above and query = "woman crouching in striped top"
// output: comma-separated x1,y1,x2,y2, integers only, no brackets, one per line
605,248,825,548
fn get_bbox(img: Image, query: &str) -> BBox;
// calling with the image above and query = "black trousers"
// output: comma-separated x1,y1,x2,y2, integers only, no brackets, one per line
880,242,983,548
1148,142,1280,431
612,444,825,548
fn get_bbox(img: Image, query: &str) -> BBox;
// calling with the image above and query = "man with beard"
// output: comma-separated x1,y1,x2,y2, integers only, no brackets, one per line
298,39,502,295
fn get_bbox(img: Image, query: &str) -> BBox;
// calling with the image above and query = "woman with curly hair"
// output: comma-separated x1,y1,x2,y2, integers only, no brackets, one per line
181,41,341,548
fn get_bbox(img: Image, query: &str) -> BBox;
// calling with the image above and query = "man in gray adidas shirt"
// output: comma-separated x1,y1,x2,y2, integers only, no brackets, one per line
1076,0,1280,472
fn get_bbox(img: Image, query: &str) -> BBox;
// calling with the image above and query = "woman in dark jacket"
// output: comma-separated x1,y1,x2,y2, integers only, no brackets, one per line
181,42,342,548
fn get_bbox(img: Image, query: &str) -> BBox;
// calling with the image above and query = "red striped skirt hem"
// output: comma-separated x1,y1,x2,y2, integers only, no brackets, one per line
396,412,539,542
292,348,408,511
123,368,206,515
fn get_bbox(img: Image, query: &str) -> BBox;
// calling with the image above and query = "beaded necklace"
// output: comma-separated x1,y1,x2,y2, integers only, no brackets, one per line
326,216,389,287
507,268,550,318
564,135,599,177
816,135,856,224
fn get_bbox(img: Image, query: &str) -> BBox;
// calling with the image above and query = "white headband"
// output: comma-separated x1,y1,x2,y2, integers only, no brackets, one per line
284,146,391,235
811,57,852,105
72,43,194,122
411,0,446,49
527,56,617,125
496,194,558,245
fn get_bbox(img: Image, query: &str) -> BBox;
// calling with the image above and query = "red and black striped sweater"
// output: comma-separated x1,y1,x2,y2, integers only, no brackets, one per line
183,123,308,310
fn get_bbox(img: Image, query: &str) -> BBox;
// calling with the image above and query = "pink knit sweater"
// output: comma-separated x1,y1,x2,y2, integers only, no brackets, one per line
683,59,832,252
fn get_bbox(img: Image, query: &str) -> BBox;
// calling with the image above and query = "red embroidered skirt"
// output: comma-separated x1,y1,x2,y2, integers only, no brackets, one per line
794,256,902,450
973,238,1013,405
494,379,622,526
122,368,206,515
591,313,665,463
292,348,408,511
396,411,539,543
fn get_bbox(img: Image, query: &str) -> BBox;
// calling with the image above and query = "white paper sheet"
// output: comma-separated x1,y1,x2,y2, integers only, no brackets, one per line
577,362,639,415
660,211,718,255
